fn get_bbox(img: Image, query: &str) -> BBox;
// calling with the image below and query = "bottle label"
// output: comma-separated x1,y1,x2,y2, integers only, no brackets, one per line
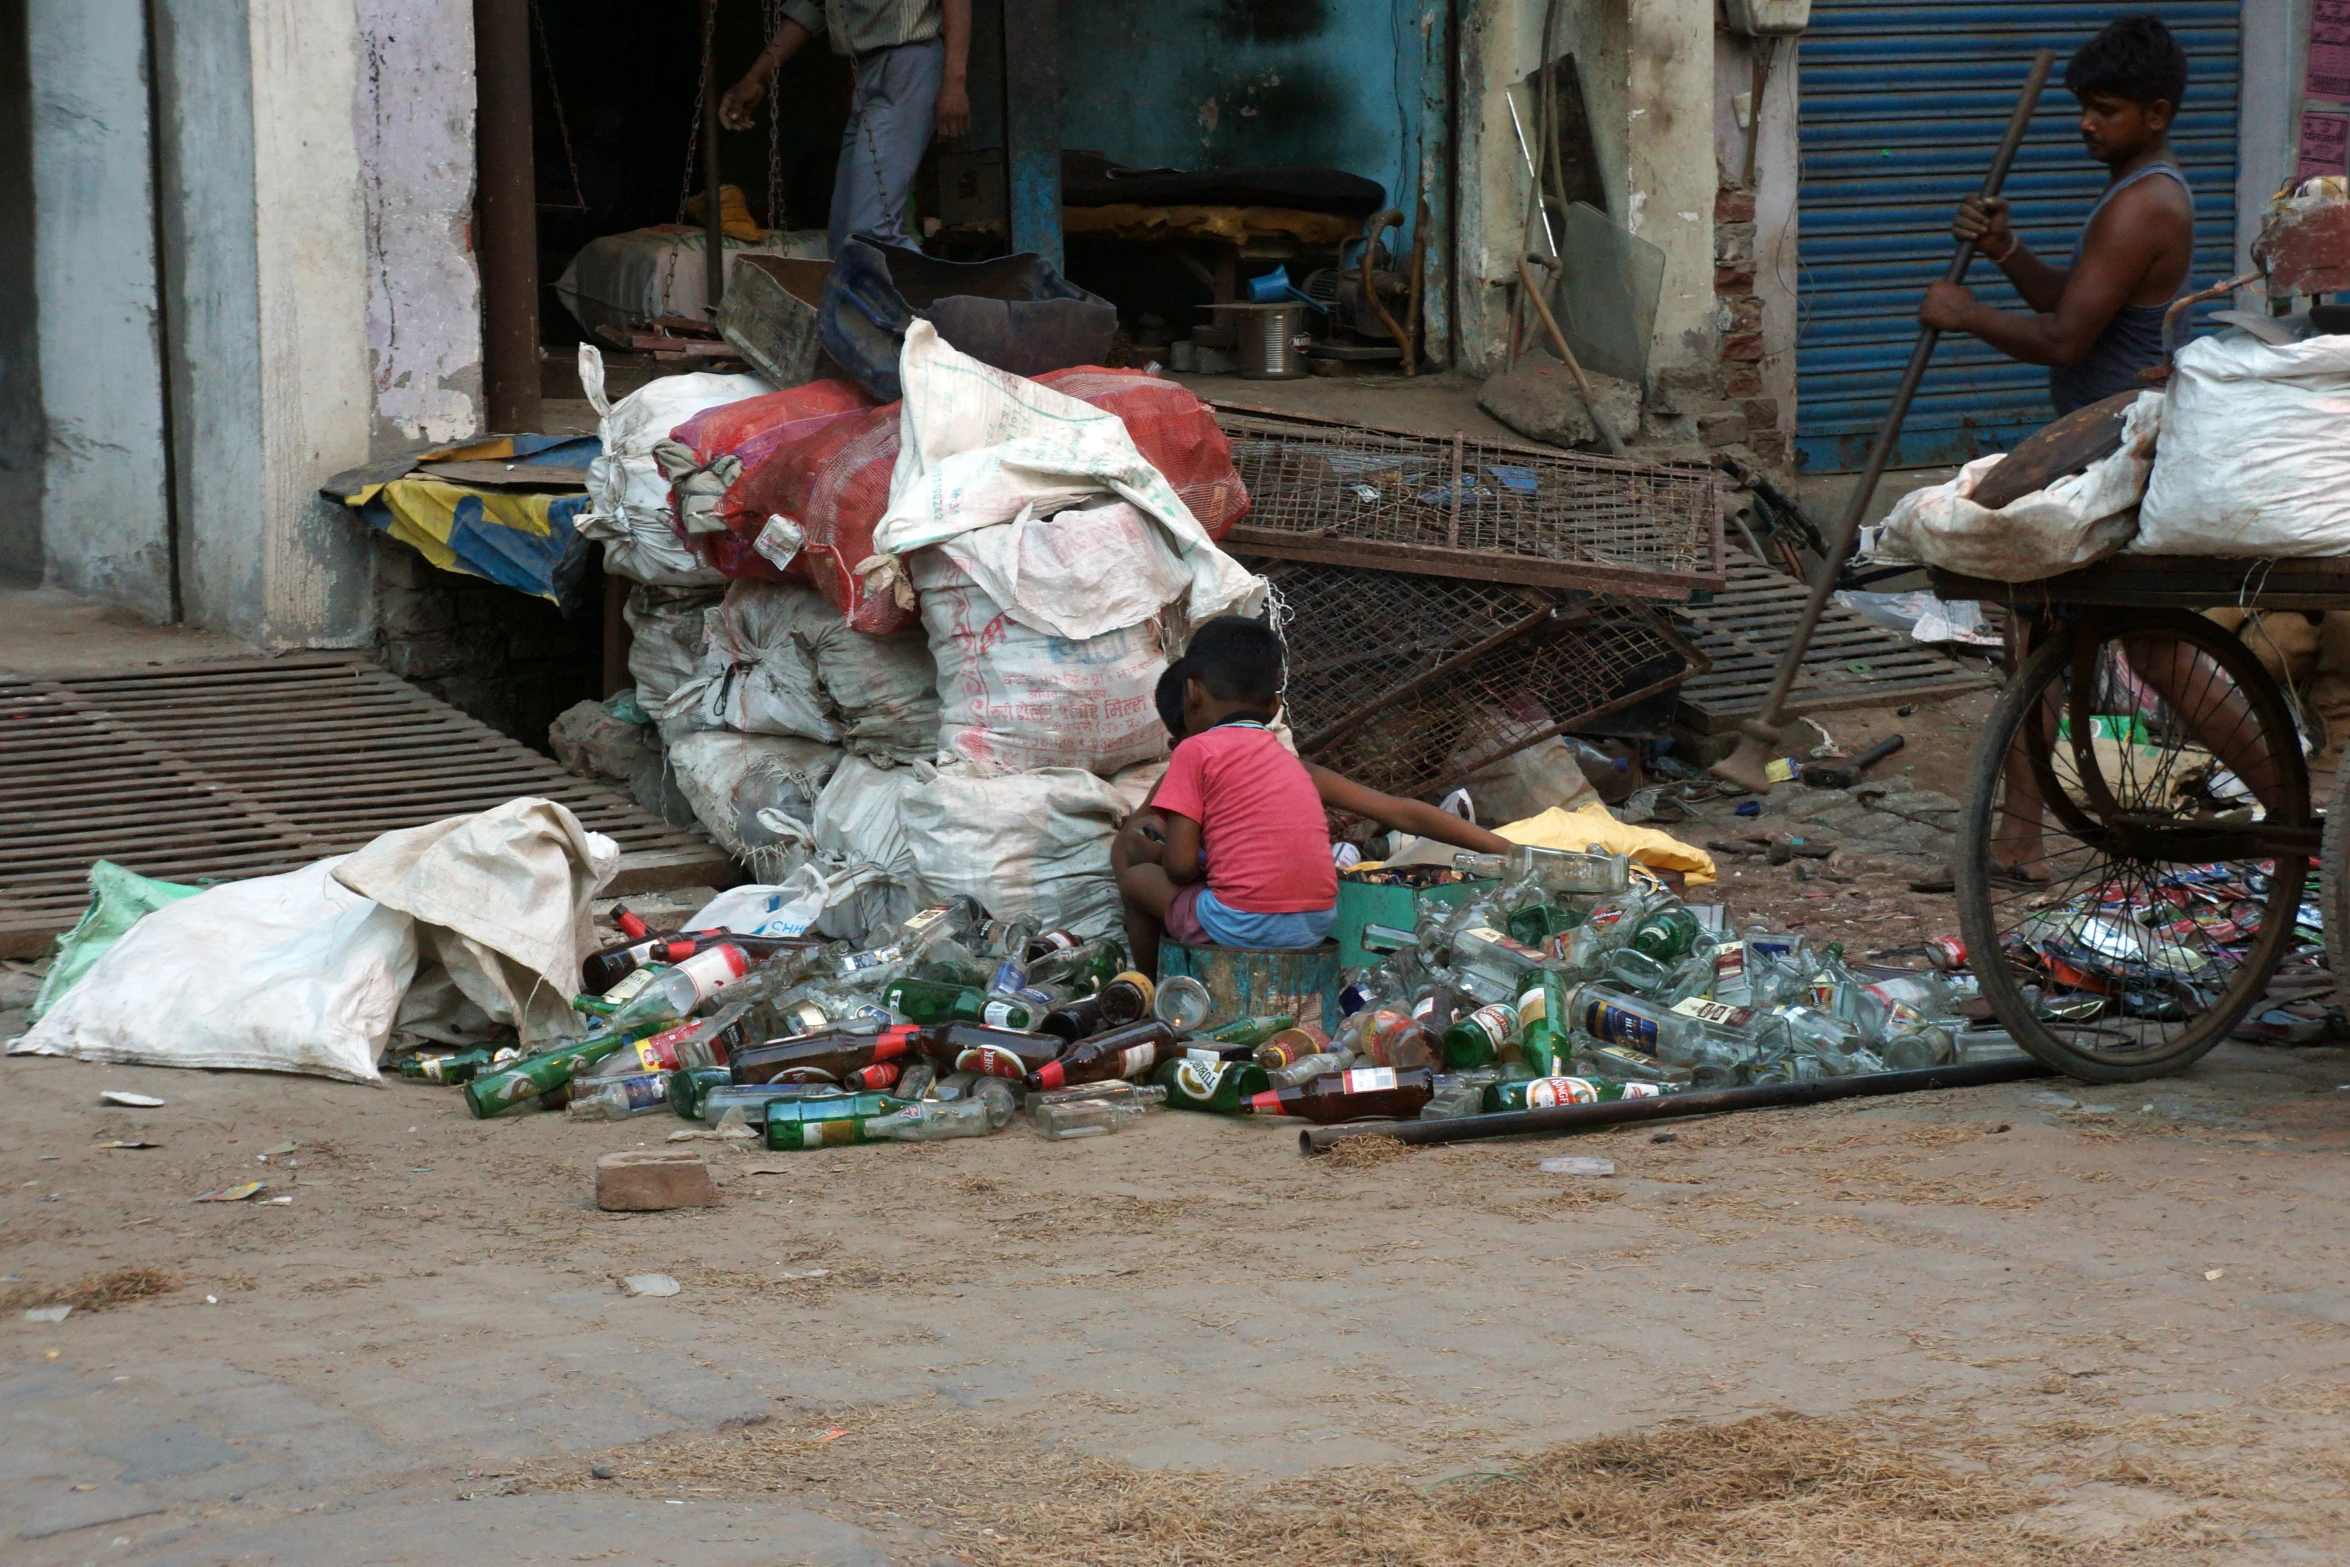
848,1062,900,1090
1517,987,1548,1027
1117,1042,1158,1077
772,1066,841,1084
1465,1005,1519,1048
782,1001,830,1034
1577,998,1660,1049
1464,926,1543,963
677,945,748,995
601,967,660,1008
840,944,903,975
420,1056,454,1083
1713,943,1746,982
799,1119,862,1149
1525,1076,1601,1107
957,1046,1028,1079
1671,996,1754,1029
872,1027,918,1062
1343,1067,1396,1093
1184,1046,1227,1065
1173,1060,1228,1099
1247,1090,1286,1115
981,1000,1030,1029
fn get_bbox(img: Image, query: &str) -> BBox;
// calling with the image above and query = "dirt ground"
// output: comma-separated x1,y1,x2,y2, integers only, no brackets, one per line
8,974,2350,1565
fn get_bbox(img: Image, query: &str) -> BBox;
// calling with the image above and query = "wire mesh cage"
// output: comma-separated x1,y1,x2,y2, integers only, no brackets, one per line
1262,560,1707,804
1260,563,1561,750
1216,411,1726,600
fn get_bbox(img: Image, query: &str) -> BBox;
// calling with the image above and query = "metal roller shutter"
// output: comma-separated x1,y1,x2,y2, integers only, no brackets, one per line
1794,0,2241,471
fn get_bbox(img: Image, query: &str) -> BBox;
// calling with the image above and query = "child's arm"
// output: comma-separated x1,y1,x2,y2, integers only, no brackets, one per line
1159,809,1205,887
1306,762,1511,854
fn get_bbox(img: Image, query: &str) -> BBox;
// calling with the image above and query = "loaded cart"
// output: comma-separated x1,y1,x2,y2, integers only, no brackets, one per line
1918,190,2350,1085
1925,558,2349,1084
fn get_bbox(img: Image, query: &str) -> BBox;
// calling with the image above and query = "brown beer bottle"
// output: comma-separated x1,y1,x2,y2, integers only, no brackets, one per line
918,1022,1064,1080
1240,1065,1436,1122
1025,1020,1177,1092
730,1025,921,1086
1038,972,1156,1043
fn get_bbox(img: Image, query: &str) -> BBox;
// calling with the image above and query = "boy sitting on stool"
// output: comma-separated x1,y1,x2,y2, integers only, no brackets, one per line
1116,618,1337,968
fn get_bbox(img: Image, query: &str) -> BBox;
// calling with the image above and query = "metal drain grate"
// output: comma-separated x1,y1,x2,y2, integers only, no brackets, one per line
0,656,730,957
1674,552,1996,733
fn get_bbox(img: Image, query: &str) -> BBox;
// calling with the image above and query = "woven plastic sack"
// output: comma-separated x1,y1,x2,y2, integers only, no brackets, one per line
623,583,724,716
794,615,941,763
664,729,843,882
656,580,841,742
910,550,1170,777
2137,331,2350,554
29,861,204,1023
696,401,910,631
1035,367,1249,537
574,347,763,585
898,760,1128,937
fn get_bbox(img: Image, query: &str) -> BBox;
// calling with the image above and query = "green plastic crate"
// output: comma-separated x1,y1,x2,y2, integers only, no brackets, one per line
1333,874,1498,968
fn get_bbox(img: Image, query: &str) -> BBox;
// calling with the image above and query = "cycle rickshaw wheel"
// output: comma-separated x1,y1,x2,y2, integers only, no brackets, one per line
1954,609,2313,1082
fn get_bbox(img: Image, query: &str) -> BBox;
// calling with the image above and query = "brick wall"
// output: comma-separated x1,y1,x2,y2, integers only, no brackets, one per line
369,534,601,753
1714,182,1787,470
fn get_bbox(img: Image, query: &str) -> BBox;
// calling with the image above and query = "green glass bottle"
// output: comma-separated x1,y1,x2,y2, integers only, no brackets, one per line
1151,1056,1268,1113
1197,1013,1296,1047
398,1046,508,1084
1506,902,1583,947
463,1034,630,1118
1482,1074,1674,1111
1630,905,1705,963
1516,975,1566,1077
882,976,1048,1031
762,1091,912,1149
666,1065,733,1119
1440,1003,1519,1070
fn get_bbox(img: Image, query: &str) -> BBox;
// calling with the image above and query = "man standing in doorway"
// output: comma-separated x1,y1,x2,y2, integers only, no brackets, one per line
718,0,971,256
1917,15,2194,414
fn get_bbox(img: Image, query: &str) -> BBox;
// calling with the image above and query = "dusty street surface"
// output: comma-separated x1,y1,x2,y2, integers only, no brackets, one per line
7,1020,2350,1565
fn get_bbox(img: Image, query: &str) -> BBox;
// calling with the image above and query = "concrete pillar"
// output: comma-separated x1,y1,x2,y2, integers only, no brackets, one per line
26,0,174,619
1715,30,1797,447
1453,0,1717,386
357,0,481,445
2237,0,2309,277
0,0,42,576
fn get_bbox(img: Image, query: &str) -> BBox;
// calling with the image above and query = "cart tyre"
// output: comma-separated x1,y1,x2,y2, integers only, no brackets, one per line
1955,610,2310,1083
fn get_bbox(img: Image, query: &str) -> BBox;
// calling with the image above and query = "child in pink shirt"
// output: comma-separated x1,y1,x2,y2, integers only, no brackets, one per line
1115,617,1336,969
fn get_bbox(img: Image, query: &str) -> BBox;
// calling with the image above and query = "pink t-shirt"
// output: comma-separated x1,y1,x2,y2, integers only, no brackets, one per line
1154,722,1336,913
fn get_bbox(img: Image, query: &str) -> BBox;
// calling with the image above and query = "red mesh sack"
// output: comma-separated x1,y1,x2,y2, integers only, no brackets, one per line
701,401,910,632
1036,367,1251,538
669,379,880,588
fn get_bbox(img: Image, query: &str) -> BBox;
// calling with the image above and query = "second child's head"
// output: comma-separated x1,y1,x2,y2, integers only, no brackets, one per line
1176,616,1285,735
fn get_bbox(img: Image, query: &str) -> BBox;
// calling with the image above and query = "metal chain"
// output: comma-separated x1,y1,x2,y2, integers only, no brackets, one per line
529,0,587,212
764,0,786,230
676,0,720,224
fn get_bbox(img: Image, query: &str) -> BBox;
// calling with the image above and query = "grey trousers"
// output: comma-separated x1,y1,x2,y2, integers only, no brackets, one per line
828,37,942,256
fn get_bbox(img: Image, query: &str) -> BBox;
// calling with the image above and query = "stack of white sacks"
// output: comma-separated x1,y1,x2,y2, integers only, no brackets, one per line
574,326,1265,942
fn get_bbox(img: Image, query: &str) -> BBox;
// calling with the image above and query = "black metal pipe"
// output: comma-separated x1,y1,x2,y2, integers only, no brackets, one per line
476,0,542,433
1297,1057,2056,1155
700,0,726,311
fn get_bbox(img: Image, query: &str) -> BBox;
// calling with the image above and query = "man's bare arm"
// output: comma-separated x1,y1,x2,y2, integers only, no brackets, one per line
1953,195,2068,312
1305,763,1511,854
1920,180,2176,369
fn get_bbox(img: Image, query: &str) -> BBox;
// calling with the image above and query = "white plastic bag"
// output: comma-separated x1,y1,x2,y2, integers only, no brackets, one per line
12,859,418,1084
912,550,1171,776
575,348,767,585
664,729,842,882
656,580,841,742
2137,331,2350,554
1878,392,2159,580
898,761,1129,937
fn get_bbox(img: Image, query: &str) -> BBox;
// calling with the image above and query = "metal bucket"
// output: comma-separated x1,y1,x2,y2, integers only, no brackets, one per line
1236,304,1310,380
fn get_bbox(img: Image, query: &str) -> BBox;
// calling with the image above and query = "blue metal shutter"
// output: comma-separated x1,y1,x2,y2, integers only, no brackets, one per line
1794,1,2241,471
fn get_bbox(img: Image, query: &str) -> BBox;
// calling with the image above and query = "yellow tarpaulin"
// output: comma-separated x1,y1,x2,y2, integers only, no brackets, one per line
1497,802,1717,887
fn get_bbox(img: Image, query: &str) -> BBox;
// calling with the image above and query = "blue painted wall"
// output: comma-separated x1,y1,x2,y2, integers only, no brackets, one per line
1054,0,1440,232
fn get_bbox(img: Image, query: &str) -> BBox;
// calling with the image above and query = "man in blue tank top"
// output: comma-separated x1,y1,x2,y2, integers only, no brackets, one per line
1918,16,2195,415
